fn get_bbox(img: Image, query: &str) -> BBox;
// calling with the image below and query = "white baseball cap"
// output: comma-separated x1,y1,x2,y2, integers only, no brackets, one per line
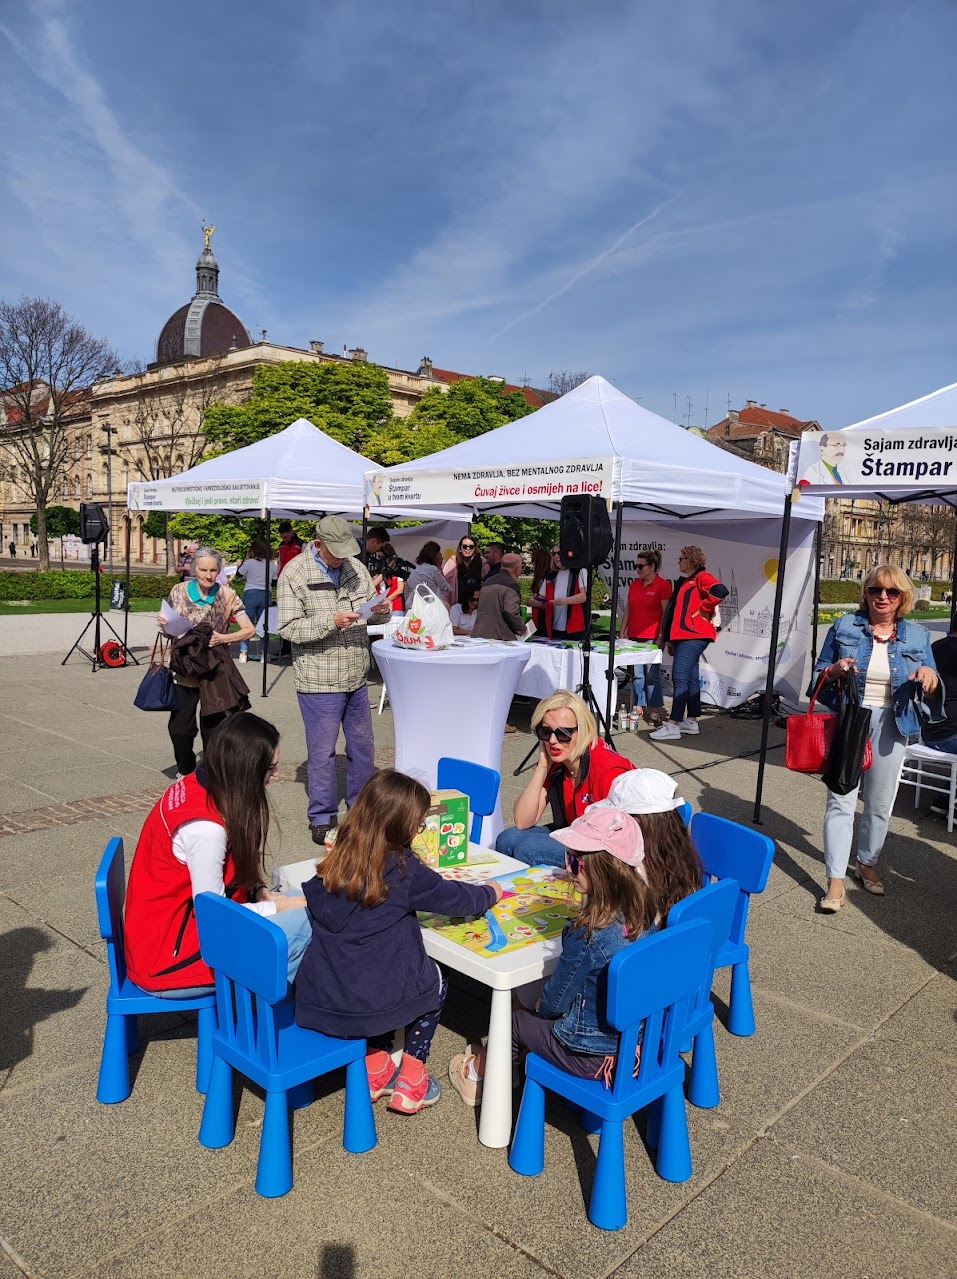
605,768,686,815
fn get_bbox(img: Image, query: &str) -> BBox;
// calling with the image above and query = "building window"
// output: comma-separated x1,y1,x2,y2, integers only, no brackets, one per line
86,474,93,499
86,435,93,459
73,477,81,500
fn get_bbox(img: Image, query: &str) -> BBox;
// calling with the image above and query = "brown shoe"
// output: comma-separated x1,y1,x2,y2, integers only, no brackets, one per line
504,723,518,734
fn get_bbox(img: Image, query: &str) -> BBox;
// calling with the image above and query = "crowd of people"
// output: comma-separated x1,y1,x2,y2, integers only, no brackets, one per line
128,526,952,1121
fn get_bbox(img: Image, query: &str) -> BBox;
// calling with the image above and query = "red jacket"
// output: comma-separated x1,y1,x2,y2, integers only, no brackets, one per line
546,738,634,827
662,571,728,643
542,574,587,637
124,774,248,991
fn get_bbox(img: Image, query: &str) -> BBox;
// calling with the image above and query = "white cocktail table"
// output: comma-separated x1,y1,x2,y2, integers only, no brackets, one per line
420,846,562,1149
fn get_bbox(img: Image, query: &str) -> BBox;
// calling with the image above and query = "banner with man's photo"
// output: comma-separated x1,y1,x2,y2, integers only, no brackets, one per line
600,517,815,708
795,429,957,494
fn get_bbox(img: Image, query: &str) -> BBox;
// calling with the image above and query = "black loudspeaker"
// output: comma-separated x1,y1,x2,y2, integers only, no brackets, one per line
558,495,613,571
79,502,110,544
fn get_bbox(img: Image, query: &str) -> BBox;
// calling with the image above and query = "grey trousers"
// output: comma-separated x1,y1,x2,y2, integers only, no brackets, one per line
822,707,906,879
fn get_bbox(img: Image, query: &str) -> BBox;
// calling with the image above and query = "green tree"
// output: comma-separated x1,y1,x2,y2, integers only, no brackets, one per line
203,360,395,457
30,504,80,567
402,377,534,441
142,510,168,541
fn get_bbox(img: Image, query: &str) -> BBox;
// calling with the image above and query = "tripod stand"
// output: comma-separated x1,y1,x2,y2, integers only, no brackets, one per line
62,543,138,671
512,564,610,776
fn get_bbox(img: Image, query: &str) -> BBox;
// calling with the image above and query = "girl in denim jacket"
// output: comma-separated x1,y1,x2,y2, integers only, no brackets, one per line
811,565,940,912
448,795,703,1103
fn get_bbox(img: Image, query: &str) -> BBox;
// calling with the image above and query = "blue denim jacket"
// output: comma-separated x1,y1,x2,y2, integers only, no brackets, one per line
537,917,634,1056
810,612,941,742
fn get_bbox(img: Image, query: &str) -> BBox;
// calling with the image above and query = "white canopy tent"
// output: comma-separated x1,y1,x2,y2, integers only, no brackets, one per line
125,417,452,696
367,376,823,746
126,416,451,520
367,376,819,521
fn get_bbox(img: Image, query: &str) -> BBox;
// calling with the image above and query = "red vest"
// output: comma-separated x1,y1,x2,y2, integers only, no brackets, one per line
124,774,248,991
543,575,586,637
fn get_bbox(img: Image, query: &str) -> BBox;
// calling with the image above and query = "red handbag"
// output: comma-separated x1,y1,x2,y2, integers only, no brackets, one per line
786,672,873,774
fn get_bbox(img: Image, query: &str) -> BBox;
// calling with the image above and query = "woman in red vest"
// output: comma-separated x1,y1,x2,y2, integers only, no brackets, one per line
495,690,634,867
124,714,309,996
536,545,588,640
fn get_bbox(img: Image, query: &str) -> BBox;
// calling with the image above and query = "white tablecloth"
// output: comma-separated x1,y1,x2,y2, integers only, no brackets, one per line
372,640,531,844
517,642,662,715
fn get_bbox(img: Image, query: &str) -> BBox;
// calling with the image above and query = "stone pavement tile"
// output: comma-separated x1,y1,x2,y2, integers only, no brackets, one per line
773,1036,957,1225
365,990,865,1279
876,964,957,1062
0,1036,342,1279
5,762,163,805
0,815,150,885
766,866,957,971
0,778,61,814
613,1138,957,1279
82,1137,553,1279
744,898,935,1028
0,1247,29,1279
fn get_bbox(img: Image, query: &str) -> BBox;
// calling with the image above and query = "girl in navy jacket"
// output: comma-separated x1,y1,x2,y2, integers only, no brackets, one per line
295,770,502,1115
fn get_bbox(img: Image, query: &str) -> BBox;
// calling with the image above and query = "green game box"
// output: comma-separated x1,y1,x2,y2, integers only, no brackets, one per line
412,789,470,867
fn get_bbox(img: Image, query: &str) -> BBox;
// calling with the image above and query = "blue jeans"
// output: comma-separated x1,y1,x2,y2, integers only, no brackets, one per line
823,707,906,878
670,638,709,722
240,589,268,653
496,824,568,869
297,687,376,826
631,661,664,709
923,732,957,754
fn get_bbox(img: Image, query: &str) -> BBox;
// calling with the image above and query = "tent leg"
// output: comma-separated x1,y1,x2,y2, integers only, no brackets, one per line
360,508,369,567
262,510,271,699
810,520,822,673
604,503,624,744
752,493,793,824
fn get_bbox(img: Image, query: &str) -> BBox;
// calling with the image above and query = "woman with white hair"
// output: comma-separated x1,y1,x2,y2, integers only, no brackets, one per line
495,689,634,867
158,546,256,777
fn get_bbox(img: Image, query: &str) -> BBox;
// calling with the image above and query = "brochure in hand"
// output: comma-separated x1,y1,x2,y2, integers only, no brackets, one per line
419,865,580,957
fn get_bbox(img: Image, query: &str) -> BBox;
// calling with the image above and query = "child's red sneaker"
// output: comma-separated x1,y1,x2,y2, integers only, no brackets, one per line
387,1053,441,1114
366,1049,400,1102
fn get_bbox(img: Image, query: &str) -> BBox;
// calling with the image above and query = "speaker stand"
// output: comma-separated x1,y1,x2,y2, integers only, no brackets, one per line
62,545,139,671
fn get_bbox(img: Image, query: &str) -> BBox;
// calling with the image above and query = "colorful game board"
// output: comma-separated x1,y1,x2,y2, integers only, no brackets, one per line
419,866,581,956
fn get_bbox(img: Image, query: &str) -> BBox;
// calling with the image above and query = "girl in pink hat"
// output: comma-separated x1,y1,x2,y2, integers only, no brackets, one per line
449,802,703,1103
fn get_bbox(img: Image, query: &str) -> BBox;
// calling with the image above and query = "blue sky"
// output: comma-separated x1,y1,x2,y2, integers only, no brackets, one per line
1,0,955,428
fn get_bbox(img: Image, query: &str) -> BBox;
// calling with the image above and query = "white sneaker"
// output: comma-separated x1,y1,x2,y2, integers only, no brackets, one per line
677,719,699,735
238,652,248,663
650,722,681,741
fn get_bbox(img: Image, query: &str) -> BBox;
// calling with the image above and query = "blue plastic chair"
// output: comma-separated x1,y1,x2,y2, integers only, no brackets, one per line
95,837,216,1104
437,757,501,843
665,878,739,1109
676,800,692,827
194,892,376,1198
690,812,775,1037
509,920,713,1231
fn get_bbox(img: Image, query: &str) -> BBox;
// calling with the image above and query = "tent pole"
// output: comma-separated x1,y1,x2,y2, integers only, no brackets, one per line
949,511,957,634
360,508,369,567
752,491,793,824
604,502,624,743
262,510,271,698
810,519,823,673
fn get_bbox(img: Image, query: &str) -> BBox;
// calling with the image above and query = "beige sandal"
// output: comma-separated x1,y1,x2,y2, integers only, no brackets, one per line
853,861,885,895
819,890,846,913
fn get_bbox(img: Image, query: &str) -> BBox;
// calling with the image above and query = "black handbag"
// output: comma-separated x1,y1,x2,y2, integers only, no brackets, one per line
134,635,179,712
821,673,873,796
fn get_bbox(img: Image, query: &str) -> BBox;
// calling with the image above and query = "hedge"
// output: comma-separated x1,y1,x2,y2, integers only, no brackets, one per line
818,578,952,604
0,571,180,601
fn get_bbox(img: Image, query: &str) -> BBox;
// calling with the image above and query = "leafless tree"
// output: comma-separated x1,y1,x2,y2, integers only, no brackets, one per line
113,357,227,570
547,370,592,396
0,297,120,569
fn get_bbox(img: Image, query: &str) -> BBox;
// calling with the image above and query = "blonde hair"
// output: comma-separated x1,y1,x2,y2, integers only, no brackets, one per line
531,690,598,763
860,564,915,617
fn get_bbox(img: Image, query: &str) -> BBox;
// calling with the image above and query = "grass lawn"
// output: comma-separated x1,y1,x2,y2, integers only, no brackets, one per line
0,598,164,617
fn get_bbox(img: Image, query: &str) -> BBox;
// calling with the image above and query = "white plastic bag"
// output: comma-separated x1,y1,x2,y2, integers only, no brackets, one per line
392,584,453,650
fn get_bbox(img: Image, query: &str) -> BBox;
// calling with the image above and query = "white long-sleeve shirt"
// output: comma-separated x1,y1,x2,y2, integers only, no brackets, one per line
172,820,277,916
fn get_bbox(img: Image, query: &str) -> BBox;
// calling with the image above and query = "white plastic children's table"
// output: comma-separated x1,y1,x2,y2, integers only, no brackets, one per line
420,845,562,1149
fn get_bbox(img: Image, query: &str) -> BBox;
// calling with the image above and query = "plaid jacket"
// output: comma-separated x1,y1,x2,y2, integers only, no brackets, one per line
277,550,378,693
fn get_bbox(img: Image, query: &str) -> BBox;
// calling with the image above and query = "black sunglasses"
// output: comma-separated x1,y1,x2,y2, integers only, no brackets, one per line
461,542,476,549
565,851,593,876
535,724,577,744
866,585,901,599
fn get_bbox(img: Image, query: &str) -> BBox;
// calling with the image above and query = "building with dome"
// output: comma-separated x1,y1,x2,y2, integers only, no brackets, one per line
154,235,253,364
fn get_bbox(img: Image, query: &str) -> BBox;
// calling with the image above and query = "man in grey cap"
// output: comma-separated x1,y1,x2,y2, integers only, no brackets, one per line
277,515,391,844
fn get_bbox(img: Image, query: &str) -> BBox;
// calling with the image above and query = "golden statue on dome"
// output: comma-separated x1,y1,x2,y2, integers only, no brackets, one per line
202,222,216,251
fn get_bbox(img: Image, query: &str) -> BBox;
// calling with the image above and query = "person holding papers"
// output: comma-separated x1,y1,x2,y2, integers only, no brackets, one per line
158,547,256,778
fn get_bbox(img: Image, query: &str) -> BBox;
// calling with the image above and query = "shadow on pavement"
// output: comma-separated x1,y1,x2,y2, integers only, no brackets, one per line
0,926,87,1079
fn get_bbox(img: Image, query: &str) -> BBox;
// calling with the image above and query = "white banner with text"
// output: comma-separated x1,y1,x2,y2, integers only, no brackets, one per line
127,479,267,513
796,429,957,493
366,457,613,509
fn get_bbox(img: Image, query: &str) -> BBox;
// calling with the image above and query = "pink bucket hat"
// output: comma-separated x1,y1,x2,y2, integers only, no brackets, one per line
551,806,644,868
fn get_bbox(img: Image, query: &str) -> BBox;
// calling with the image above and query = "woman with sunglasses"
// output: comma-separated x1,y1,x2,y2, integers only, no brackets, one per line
442,534,484,605
812,564,940,912
124,714,310,996
495,690,634,868
651,544,727,741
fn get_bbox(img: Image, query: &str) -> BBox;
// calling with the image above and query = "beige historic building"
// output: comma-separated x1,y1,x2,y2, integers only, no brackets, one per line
1,234,549,567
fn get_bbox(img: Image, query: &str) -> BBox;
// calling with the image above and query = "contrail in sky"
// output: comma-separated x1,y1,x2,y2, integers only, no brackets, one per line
488,200,671,342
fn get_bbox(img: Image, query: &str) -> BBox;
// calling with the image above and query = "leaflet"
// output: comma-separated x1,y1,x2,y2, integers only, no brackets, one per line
159,600,195,637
